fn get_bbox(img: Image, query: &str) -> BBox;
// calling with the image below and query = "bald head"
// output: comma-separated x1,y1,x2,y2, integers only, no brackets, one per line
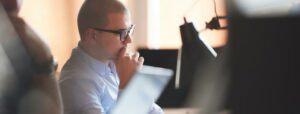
77,0,128,39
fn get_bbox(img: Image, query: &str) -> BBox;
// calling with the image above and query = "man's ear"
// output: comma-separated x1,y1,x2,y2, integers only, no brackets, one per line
83,28,97,43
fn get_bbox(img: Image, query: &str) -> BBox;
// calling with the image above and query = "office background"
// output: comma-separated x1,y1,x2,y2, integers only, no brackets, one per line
18,0,227,72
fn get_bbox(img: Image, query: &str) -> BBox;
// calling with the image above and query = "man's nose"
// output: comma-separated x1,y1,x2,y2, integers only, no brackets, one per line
123,35,132,44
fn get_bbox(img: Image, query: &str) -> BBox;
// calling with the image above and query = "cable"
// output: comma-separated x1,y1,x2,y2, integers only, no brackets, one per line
184,0,219,18
213,0,218,17
184,0,226,31
184,0,202,17
199,28,207,34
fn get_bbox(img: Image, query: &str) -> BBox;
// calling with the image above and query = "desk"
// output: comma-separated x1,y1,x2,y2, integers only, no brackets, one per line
164,108,231,114
163,108,199,114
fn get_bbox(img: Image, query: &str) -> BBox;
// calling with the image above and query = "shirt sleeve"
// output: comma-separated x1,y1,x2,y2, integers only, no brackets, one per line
148,103,164,114
60,78,105,114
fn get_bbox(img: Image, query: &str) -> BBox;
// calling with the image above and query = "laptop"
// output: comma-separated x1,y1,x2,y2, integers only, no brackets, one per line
109,65,173,114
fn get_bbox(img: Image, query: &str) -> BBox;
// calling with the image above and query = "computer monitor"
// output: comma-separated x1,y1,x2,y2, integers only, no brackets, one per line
179,21,218,88
138,21,218,108
178,21,218,106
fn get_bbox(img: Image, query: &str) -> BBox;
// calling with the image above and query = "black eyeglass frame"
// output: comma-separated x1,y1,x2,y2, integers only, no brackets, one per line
92,25,135,42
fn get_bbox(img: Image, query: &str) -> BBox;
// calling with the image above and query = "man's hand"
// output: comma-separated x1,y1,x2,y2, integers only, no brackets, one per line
115,47,144,89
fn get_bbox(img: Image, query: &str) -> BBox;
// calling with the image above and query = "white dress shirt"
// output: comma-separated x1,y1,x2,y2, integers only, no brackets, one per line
59,46,163,114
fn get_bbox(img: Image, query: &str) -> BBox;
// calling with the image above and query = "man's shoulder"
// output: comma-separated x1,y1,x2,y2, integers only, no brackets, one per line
59,48,92,79
58,48,108,89
59,69,106,94
59,66,103,86
59,60,89,79
59,60,107,87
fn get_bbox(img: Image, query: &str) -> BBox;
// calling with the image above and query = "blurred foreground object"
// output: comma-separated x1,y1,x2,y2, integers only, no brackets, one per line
223,0,300,113
0,1,62,114
184,0,300,114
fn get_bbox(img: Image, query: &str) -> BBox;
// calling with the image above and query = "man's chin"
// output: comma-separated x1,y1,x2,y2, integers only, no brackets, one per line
109,55,118,62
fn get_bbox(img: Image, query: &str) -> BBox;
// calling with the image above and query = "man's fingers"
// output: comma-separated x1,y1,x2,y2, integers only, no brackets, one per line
132,52,140,61
119,47,127,57
138,56,144,65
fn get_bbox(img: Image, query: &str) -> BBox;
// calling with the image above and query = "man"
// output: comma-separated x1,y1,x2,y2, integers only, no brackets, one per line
59,0,163,114
0,0,62,114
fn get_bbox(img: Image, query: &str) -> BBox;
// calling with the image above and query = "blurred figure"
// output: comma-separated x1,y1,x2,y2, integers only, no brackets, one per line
0,0,62,114
59,0,163,114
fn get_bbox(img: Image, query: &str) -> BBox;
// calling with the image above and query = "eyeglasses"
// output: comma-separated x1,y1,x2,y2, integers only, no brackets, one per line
93,25,135,42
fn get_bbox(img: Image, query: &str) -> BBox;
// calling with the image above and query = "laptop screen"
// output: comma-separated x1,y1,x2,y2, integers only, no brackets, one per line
110,65,173,114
